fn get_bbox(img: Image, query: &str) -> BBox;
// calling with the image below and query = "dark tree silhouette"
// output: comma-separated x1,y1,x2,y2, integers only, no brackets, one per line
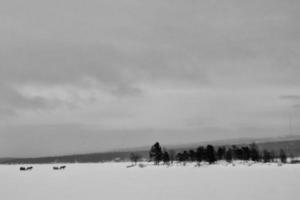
162,151,170,165
279,149,287,163
250,143,260,162
149,142,163,165
196,146,205,163
241,146,251,161
230,146,251,161
176,151,189,163
217,146,226,160
182,151,189,162
189,150,196,161
236,148,244,160
231,145,241,160
130,153,141,164
206,145,216,164
262,150,271,163
147,142,289,166
225,148,233,163
176,152,184,162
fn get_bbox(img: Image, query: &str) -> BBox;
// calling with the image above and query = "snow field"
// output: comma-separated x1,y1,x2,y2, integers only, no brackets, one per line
0,162,299,200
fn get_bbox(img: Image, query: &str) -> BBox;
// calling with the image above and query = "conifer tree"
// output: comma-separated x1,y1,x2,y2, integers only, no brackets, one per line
149,142,163,165
225,148,233,163
250,143,260,162
206,145,216,164
162,151,170,165
217,146,226,160
262,149,271,163
189,150,196,161
196,146,205,163
279,149,287,163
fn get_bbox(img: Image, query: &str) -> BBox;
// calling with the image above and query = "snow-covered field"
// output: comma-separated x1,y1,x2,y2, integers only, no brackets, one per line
0,162,299,200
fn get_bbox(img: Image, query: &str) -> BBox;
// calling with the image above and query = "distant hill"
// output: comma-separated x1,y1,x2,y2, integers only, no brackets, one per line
0,151,147,164
1,136,300,164
166,135,300,154
256,139,300,157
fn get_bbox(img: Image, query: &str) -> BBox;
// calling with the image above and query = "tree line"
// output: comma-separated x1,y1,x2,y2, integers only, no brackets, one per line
130,142,288,165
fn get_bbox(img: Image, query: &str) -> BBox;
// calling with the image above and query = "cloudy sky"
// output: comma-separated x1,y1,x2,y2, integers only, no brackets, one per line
0,0,300,157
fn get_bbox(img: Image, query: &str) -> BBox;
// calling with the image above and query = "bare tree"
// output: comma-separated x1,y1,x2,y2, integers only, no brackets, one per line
130,153,141,165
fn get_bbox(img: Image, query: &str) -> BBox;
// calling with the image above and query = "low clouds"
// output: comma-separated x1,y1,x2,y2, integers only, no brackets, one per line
0,107,16,118
1,0,299,89
280,95,300,101
0,41,210,87
111,85,143,97
280,95,300,109
0,84,66,117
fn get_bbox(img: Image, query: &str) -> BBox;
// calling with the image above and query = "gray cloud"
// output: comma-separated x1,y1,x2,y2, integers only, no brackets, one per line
280,95,300,101
279,95,300,108
0,0,300,156
0,107,16,118
293,104,300,108
0,83,71,117
0,42,210,88
111,85,143,97
0,0,299,90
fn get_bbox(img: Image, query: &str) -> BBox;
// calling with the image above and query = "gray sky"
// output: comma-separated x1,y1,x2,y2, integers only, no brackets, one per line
0,0,300,157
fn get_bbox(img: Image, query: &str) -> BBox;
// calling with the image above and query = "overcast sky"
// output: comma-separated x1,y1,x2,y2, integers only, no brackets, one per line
0,0,300,157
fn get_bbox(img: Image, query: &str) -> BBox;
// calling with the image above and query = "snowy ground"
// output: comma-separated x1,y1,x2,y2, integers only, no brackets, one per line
0,162,299,200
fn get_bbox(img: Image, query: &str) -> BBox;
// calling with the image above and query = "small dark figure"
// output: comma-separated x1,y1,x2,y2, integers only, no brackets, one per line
20,166,33,171
20,167,26,171
53,166,66,170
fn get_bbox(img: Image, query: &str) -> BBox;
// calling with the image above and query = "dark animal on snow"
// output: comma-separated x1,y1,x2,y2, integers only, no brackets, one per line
20,167,26,171
20,166,33,171
53,166,66,170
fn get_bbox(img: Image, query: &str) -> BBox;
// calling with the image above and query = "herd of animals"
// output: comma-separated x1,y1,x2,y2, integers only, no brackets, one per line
19,165,66,171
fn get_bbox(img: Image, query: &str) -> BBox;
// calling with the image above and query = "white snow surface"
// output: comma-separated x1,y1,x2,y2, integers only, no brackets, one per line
0,162,299,200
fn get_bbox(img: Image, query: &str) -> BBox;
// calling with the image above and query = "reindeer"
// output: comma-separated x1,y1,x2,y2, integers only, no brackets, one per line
53,165,66,170
20,167,26,171
20,166,33,171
